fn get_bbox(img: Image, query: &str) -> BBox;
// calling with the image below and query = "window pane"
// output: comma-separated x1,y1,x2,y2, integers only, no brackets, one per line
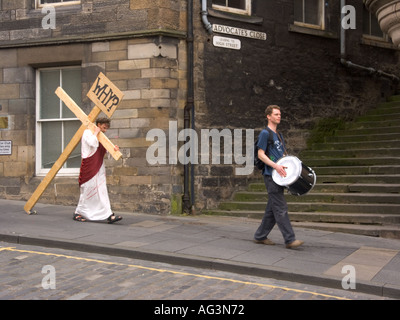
362,6,370,34
229,0,245,10
38,67,82,172
64,121,81,168
371,14,383,37
41,122,61,168
61,68,82,118
363,7,384,38
40,70,60,119
213,0,226,6
305,0,321,26
294,0,303,22
213,0,250,14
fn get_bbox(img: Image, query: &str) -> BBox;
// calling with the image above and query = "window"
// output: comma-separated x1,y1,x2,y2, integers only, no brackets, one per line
36,0,80,8
363,6,385,38
36,67,82,176
212,0,251,16
294,0,325,30
362,6,394,48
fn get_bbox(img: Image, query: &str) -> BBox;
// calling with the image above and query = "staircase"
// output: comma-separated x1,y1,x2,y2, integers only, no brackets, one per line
204,96,400,239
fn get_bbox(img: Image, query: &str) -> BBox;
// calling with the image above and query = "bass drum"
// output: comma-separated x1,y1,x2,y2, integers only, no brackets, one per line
272,156,316,196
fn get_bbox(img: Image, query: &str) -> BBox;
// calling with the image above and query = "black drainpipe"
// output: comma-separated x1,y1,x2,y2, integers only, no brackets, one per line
183,0,194,214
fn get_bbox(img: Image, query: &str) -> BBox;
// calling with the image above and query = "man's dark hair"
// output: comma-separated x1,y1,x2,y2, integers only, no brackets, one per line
265,105,280,117
96,117,111,127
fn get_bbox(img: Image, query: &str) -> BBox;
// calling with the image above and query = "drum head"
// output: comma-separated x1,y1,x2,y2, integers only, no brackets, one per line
272,156,302,187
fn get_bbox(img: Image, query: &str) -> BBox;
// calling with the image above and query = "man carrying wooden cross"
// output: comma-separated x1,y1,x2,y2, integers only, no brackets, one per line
24,72,124,220
73,117,122,223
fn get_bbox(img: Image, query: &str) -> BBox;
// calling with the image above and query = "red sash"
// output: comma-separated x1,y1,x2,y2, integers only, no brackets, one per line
78,144,107,186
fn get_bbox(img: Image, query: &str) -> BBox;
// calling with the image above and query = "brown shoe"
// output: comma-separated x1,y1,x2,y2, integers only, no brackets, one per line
286,240,304,249
253,238,275,245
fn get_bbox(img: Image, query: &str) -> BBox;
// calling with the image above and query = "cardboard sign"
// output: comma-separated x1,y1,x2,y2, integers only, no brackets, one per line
56,87,122,161
87,72,124,118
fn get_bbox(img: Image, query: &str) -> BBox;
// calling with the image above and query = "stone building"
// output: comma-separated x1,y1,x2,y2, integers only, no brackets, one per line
193,0,400,212
0,0,399,215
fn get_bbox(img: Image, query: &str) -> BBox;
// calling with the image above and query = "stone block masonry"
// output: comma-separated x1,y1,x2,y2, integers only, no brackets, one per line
91,38,186,214
0,49,35,188
0,36,186,215
0,0,190,214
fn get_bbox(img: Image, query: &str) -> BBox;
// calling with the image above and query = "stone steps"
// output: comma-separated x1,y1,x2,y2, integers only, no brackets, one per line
203,95,400,239
249,182,400,193
204,209,400,226
326,132,400,143
311,165,400,175
301,149,400,158
335,125,400,135
233,191,400,204
316,174,400,184
313,140,400,149
346,118,400,128
217,201,400,214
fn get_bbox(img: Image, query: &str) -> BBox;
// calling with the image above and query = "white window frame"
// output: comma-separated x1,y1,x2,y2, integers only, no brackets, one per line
212,0,252,16
36,0,81,9
294,0,325,30
35,67,81,177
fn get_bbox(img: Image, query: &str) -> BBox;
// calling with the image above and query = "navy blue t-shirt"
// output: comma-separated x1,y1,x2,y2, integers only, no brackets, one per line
256,128,286,176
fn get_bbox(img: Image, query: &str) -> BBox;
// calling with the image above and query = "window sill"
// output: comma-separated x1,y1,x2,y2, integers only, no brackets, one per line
36,170,79,177
361,35,399,50
208,8,263,25
288,23,337,39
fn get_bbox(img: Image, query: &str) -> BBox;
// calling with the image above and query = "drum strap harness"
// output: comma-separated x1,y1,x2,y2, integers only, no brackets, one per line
275,129,288,157
254,127,287,170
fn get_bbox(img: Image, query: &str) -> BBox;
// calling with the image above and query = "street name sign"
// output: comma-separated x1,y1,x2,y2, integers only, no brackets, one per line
213,24,267,41
213,36,241,50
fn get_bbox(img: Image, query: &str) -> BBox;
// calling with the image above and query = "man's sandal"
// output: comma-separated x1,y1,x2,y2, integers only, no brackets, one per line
73,214,86,222
107,213,122,224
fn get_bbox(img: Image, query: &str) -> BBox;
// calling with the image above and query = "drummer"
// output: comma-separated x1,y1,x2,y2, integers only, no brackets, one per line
253,105,304,249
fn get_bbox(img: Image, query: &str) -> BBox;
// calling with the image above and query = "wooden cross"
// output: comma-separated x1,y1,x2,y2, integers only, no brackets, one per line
24,73,124,214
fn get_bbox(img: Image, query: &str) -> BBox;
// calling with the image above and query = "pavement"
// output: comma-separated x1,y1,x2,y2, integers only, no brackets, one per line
0,199,399,299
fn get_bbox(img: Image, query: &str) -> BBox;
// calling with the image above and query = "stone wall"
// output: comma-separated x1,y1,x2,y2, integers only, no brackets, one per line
0,0,186,45
0,38,187,213
0,0,188,214
0,47,36,199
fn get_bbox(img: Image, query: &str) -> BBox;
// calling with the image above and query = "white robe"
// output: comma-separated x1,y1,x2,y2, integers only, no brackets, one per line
75,129,112,221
